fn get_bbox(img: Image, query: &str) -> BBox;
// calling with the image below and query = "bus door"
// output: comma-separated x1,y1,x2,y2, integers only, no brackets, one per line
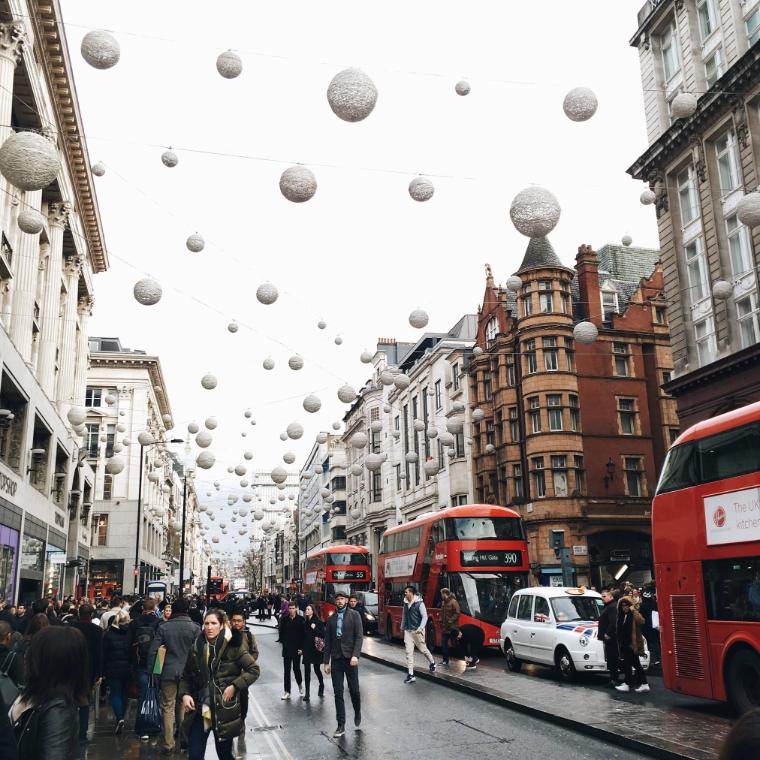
658,560,713,699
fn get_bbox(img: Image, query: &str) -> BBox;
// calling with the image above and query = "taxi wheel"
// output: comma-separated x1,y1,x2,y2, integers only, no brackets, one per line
504,640,522,672
556,647,577,681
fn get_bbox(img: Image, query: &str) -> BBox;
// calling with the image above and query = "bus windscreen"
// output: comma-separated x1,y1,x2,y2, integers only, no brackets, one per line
446,516,524,541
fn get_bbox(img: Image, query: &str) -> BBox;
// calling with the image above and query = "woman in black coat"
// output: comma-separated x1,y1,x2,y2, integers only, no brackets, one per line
101,609,132,732
302,604,325,700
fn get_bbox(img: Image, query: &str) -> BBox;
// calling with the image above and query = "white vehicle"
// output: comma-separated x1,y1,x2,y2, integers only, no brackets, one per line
499,586,649,681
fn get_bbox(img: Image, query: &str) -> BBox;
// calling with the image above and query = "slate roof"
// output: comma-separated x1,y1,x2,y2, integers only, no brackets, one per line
516,237,570,274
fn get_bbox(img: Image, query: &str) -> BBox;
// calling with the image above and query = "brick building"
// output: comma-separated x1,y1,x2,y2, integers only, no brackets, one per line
469,238,678,588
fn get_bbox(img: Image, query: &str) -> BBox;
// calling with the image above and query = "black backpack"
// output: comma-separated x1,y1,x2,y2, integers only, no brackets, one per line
134,621,155,666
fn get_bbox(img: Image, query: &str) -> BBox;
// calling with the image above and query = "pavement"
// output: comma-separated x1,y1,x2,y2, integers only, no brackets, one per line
80,615,662,760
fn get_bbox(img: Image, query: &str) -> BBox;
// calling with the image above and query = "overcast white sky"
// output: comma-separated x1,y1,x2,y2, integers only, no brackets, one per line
61,0,658,552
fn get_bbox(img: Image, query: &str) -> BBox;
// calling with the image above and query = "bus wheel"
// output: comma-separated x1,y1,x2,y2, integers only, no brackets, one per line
726,647,760,713
384,617,394,643
426,620,436,651
556,647,577,681
504,639,522,672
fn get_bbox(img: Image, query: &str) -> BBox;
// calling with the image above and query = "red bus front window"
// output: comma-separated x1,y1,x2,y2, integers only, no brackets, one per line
445,516,524,541
328,552,370,566
447,571,527,627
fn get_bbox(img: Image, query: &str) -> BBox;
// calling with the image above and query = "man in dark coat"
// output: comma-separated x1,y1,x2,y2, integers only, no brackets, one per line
129,598,160,737
323,590,363,738
278,601,306,700
70,603,103,743
598,588,620,686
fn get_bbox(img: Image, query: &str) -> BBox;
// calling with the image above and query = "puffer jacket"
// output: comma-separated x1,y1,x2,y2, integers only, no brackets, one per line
178,627,259,741
102,624,132,680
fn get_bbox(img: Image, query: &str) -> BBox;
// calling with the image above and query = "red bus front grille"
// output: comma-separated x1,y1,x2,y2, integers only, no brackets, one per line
670,595,705,681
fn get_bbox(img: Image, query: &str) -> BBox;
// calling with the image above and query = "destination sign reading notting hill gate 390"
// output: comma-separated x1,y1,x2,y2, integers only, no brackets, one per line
330,569,367,580
460,550,522,567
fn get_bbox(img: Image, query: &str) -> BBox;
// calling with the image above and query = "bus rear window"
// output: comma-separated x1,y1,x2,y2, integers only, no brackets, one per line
446,517,524,541
328,553,370,566
703,556,760,622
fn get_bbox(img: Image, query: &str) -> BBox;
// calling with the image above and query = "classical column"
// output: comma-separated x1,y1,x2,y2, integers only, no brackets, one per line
56,254,82,414
72,294,93,408
37,202,70,398
8,189,42,362
0,23,25,231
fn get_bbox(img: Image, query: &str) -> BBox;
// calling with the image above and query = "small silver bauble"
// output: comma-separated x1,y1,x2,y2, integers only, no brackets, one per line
286,422,304,440
337,384,357,404
573,321,599,344
271,466,288,484
288,355,304,370
227,321,238,333
317,320,326,329
316,432,328,444
279,165,317,203
670,92,698,119
408,176,434,202
455,80,471,96
409,309,429,329
509,186,561,238
216,50,243,79
640,189,656,205
326,68,378,122
506,275,523,292
562,87,598,122
133,278,162,306
360,350,373,364
256,282,279,305
263,357,275,370
473,346,484,356
472,408,485,423
365,453,383,472
737,191,760,228
105,456,125,474
303,394,322,413
196,430,213,448
17,209,45,235
186,233,205,252
0,132,61,192
188,422,200,434
621,235,633,247
712,280,733,300
350,432,368,448
201,373,218,390
161,150,178,168
393,374,411,390
137,431,154,446
332,421,341,431
91,161,106,177
81,30,120,70
334,336,343,345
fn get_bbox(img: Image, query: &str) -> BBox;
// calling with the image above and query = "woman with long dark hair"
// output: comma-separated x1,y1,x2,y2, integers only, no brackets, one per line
302,604,325,701
9,625,89,759
179,609,259,760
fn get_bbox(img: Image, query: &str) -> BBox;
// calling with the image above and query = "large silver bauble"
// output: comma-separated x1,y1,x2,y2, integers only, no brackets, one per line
91,161,106,177
105,456,125,475
393,374,410,390
350,432,368,449
316,432,329,444
509,186,561,238
161,150,178,168
337,384,357,404
573,321,599,344
408,176,434,202
188,422,200,435
81,30,120,70
409,309,429,329
186,233,205,252
271,466,288,484
256,282,278,305
17,209,45,235
423,460,439,476
446,416,464,434
196,430,213,448
562,87,598,122
137,431,154,446
133,278,162,306
303,394,321,413
472,408,485,423
201,373,218,390
712,280,733,300
216,50,242,79
326,68,378,122
263,357,275,370
67,406,87,426
288,355,304,370
670,92,698,119
279,165,317,203
506,275,523,292
622,235,633,247
640,189,656,205
286,422,304,440
0,132,60,191
365,453,383,472
360,350,373,364
196,450,215,469
380,371,395,386
737,191,760,228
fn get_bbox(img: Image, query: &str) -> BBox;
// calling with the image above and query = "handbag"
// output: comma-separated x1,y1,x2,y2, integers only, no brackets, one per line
0,648,20,706
314,636,325,653
135,675,162,735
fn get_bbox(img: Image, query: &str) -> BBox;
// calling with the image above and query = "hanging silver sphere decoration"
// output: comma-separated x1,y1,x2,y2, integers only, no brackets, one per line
195,430,213,448
380,371,395,386
271,466,288,484
162,413,172,426
423,460,439,476
573,320,599,344
137,431,155,446
337,384,357,404
506,275,523,292
256,282,279,305
350,432,368,449
263,357,275,370
712,280,734,300
80,30,120,70
188,422,200,435
317,320,327,329
161,149,178,168
283,451,296,465
365,453,383,472
446,416,464,434
186,233,205,253
408,176,435,202
427,425,438,439
286,422,304,440
91,161,106,177
413,419,425,432
409,309,429,329
326,67,378,122
227,321,238,334
737,191,760,228
671,92,698,120
350,464,363,476
0,132,61,192
472,408,485,423
288,355,304,370
133,278,162,306
201,373,218,390
393,374,411,390
105,456,125,475
332,421,341,431
244,450,253,460
279,165,317,203
485,443,496,453
104,393,117,406
334,336,343,345
147,471,160,483
405,451,419,463
640,189,656,205
621,235,633,247
216,50,242,79
279,432,288,441
235,464,247,477
316,432,329,444
67,406,87,427
473,346,483,356
303,394,322,413
455,80,471,96
509,186,561,238
17,208,45,235
562,87,598,122
439,431,454,446
370,420,382,433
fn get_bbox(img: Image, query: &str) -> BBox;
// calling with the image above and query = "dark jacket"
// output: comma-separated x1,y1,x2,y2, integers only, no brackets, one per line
129,613,160,670
440,596,461,633
0,641,24,688
598,599,618,641
14,697,77,760
148,613,199,682
70,619,103,686
278,614,306,658
616,596,646,656
102,624,132,680
0,694,17,760
178,627,260,741
240,629,259,661
302,615,325,665
323,606,363,664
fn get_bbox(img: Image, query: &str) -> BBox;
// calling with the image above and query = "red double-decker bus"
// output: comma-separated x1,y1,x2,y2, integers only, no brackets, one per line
653,400,760,712
208,576,230,603
302,545,372,621
378,504,529,648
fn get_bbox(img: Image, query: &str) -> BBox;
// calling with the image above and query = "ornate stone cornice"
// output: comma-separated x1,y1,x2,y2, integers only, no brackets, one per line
77,294,93,315
0,21,26,66
64,253,83,278
48,201,71,229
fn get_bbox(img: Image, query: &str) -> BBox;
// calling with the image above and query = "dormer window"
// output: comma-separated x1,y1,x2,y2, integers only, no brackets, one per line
485,317,498,345
600,282,619,321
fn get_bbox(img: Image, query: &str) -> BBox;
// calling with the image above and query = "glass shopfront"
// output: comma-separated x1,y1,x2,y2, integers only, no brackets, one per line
0,524,18,603
45,547,66,598
88,559,124,600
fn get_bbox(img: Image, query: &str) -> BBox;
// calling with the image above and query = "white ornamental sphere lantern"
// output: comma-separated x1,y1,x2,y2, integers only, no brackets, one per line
423,460,439,476
316,432,328,444
244,409,253,418
712,280,734,300
0,132,60,192
393,374,411,390
81,30,120,69
622,235,633,247
506,275,523,293
317,320,327,329
226,321,239,335
337,384,357,404
91,161,106,177
360,350,373,364
240,478,249,487
455,80,471,96
303,394,321,413
320,487,331,498
287,422,304,440
413,419,425,433
195,430,213,448
408,176,434,202
379,371,395,386
205,417,218,430
196,450,216,469
133,278,162,306
350,507,361,520
271,466,288,484
235,464,247,476
473,346,484,356
509,186,561,238
446,417,464,434
334,336,343,345
148,471,160,484
186,233,205,253
562,86,598,122
453,398,465,412
112,442,124,453
350,432,368,449
350,463,363,476
279,165,317,203
227,466,234,473
161,149,178,168
104,393,117,406
439,431,454,446
244,450,254,460
256,282,279,305
472,408,485,423
243,494,252,503
263,357,275,370
365,453,383,472
573,320,599,344
137,431,154,446
201,373,218,390
737,191,760,228
67,406,86,427
254,509,265,521
105,456,125,475
288,355,304,370
485,443,496,453
427,426,438,439
408,309,429,329
671,92,698,120
216,50,242,79
640,189,656,205
332,421,341,431
212,537,220,544
326,67,378,122
405,451,419,463
370,420,382,433
188,422,199,434
283,451,296,465
17,208,45,235
279,432,288,441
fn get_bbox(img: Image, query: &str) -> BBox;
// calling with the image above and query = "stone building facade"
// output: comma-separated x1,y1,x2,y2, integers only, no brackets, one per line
469,239,678,588
628,0,760,426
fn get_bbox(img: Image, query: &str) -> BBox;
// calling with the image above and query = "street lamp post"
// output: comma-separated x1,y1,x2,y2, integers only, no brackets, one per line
134,437,183,595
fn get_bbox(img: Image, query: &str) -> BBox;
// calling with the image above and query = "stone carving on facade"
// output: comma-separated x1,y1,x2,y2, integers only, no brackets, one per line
48,201,71,229
648,169,669,217
63,253,83,278
0,22,26,66
728,96,750,150
690,135,707,183
77,294,94,315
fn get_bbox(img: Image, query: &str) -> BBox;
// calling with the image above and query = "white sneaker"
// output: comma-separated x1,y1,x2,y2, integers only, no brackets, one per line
281,692,290,700
298,684,304,696
615,683,631,692
635,684,650,693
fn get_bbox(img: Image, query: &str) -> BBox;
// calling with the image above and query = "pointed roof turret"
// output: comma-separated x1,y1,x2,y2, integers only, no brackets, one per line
515,236,569,274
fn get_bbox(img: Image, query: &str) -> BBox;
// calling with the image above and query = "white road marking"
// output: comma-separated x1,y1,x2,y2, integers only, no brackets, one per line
246,690,294,760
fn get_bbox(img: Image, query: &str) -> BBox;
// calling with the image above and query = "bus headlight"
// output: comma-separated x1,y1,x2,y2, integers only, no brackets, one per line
579,636,589,647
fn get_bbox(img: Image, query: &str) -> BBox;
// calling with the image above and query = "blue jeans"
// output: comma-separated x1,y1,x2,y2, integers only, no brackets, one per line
187,711,233,760
108,677,128,721
135,669,150,731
